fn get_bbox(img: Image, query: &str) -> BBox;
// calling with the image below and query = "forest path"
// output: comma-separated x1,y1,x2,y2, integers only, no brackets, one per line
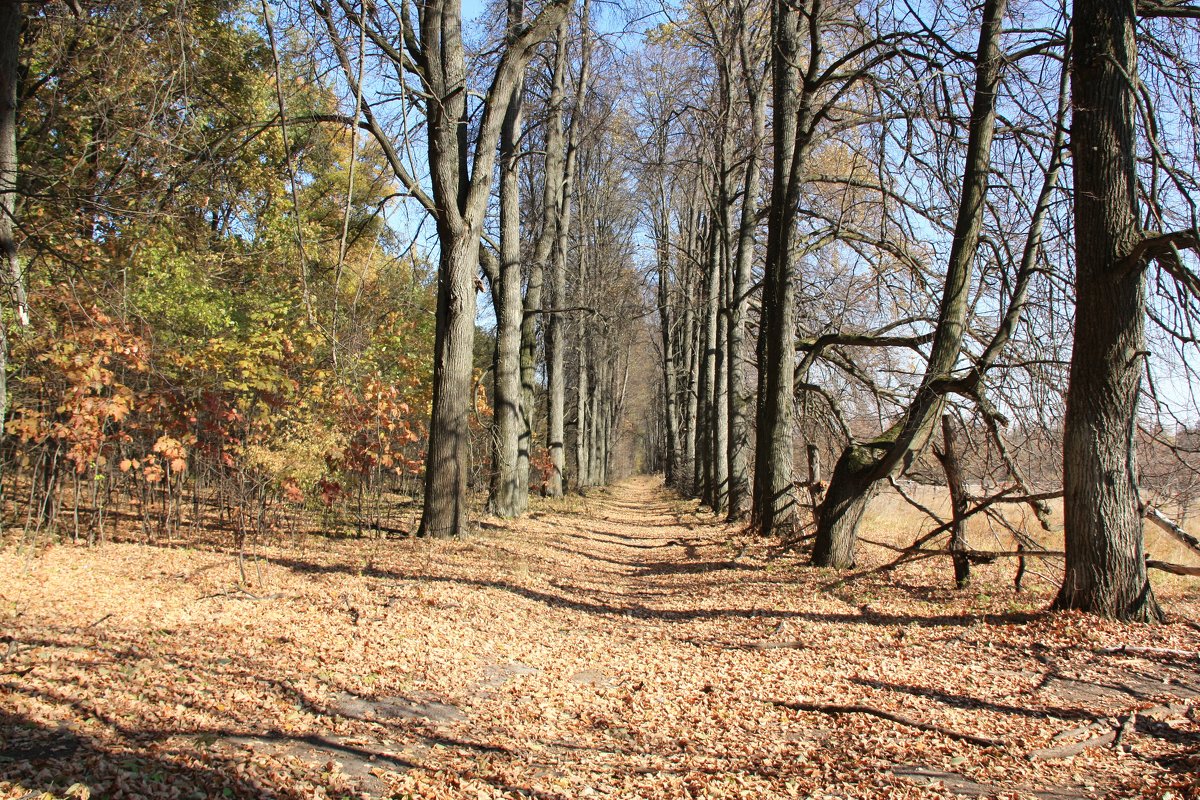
2,477,1198,799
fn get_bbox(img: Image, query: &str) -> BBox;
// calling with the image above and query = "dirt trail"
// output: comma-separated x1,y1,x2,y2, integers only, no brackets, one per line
1,476,1198,799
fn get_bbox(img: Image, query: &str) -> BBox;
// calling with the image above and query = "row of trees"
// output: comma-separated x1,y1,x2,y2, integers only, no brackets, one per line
0,0,648,549
639,0,1200,622
1,0,1197,623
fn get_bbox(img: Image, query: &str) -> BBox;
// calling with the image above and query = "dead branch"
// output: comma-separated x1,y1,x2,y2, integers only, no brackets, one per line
887,476,946,525
1027,730,1116,760
1144,506,1200,556
1146,559,1200,576
1098,644,1200,660
771,699,1007,748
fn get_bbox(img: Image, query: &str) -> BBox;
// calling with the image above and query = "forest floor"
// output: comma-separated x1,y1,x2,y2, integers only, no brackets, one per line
1,476,1199,800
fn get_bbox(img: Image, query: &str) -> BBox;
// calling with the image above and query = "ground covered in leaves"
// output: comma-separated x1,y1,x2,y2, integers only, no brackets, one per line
2,477,1199,799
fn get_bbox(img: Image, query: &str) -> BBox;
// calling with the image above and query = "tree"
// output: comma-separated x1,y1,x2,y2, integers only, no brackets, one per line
812,0,1008,565
0,0,20,489
488,0,529,518
1052,0,1176,621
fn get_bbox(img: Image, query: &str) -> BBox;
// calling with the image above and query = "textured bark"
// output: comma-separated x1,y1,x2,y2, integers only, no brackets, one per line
813,0,1006,565
420,233,482,538
753,0,803,538
713,234,729,513
0,0,17,480
726,82,766,523
518,22,569,499
418,0,570,538
699,215,719,508
1053,0,1163,622
937,416,971,589
655,197,681,485
487,0,526,519
575,327,590,489
544,0,590,497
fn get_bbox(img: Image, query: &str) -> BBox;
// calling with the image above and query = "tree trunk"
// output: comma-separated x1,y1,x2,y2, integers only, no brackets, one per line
753,0,803,538
937,415,971,589
656,204,681,486
487,3,526,518
419,233,481,537
0,0,18,488
418,0,570,537
813,0,1007,566
1053,0,1162,622
700,215,719,507
726,83,766,522
544,1,590,497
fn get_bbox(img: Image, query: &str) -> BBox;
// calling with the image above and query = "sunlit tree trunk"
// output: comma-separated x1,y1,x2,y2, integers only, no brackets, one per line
418,0,571,538
1053,0,1163,622
487,0,526,518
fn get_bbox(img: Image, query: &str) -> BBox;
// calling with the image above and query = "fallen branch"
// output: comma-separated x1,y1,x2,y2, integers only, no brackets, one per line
1027,730,1116,760
1098,644,1200,660
1144,506,1200,557
839,488,1062,583
1031,702,1187,760
770,699,1006,748
913,547,1063,559
1146,559,1200,577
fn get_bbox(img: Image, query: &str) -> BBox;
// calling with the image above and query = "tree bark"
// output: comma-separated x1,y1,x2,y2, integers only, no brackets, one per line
1052,0,1163,622
937,415,971,589
418,0,570,538
487,0,526,519
726,78,766,523
0,0,19,488
421,232,482,537
753,0,804,538
545,0,590,497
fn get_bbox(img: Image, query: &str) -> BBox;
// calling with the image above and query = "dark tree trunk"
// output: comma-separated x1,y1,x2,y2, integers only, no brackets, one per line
1053,0,1163,622
657,235,680,486
937,415,971,589
813,0,1007,566
0,0,18,484
726,84,766,523
753,0,803,537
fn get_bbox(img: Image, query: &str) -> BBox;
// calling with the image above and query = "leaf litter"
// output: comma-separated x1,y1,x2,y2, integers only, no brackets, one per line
1,476,1198,799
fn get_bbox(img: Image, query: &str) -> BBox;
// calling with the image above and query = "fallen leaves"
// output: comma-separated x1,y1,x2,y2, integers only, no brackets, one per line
1,477,1198,799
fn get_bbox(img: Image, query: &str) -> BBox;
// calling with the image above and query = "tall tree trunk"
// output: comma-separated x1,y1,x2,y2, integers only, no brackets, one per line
0,0,19,488
487,0,526,518
420,233,481,537
519,19,569,501
1,0,24,334
726,84,766,522
575,328,590,489
812,0,1007,565
700,215,718,505
418,0,570,537
656,201,681,486
544,0,590,497
712,223,729,513
753,0,803,538
1053,0,1162,622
